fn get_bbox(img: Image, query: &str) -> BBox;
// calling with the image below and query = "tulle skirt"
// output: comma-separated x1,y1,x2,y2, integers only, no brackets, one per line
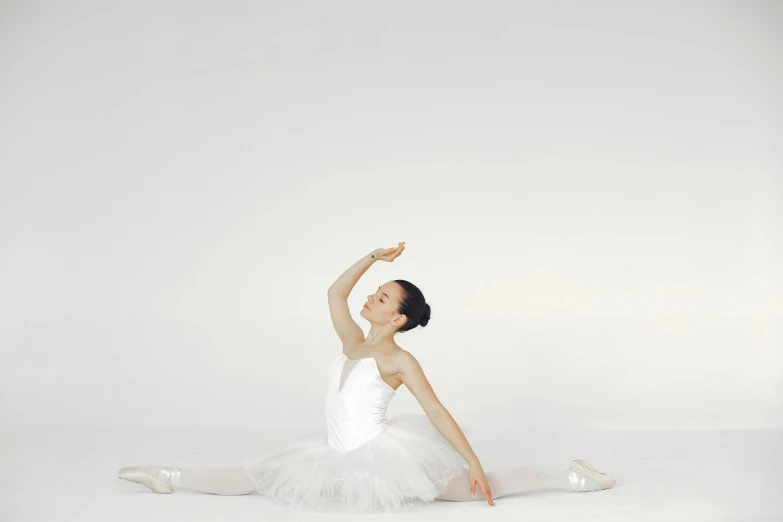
239,413,471,514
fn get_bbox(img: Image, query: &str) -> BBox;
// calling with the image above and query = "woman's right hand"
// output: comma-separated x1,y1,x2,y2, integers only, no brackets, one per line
469,462,495,506
371,242,405,262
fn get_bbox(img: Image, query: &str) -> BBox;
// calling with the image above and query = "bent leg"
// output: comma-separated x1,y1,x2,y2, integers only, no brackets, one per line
436,465,571,502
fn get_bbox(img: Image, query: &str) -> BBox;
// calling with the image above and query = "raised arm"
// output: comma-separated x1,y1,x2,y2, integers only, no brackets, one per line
327,245,405,346
327,291,365,347
328,250,378,299
327,250,377,346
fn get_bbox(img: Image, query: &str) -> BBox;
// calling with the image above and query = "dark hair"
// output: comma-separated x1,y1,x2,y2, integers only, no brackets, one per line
393,279,431,333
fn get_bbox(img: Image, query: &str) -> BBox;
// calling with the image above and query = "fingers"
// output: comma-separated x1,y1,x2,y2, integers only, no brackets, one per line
383,244,405,261
470,478,495,505
379,243,405,262
480,481,495,506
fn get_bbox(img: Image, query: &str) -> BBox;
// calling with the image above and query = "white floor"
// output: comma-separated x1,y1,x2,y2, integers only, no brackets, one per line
2,426,779,521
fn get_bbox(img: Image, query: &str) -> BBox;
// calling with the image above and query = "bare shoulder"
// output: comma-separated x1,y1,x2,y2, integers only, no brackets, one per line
394,350,422,372
377,348,421,378
392,349,415,363
362,344,408,372
384,347,411,366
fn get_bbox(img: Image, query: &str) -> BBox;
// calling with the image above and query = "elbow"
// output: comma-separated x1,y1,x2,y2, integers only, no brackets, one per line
328,286,347,298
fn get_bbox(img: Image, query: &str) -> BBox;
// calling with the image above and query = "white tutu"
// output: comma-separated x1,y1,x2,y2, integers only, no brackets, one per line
239,413,471,514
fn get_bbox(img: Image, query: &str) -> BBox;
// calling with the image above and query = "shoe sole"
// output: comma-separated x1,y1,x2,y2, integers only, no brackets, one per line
569,459,616,490
118,466,173,494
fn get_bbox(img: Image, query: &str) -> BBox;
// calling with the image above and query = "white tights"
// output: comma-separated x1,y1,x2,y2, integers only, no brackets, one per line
435,465,573,501
159,464,574,500
177,467,258,496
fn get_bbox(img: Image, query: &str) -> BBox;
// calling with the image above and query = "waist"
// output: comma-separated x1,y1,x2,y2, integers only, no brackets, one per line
326,414,390,452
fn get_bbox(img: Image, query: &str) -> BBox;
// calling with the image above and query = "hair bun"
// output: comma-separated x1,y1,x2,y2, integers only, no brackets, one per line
419,303,431,326
392,279,430,333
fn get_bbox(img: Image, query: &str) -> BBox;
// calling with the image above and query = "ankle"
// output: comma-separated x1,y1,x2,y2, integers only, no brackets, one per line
141,466,182,489
567,469,603,492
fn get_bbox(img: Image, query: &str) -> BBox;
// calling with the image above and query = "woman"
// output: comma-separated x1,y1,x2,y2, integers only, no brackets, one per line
118,242,616,514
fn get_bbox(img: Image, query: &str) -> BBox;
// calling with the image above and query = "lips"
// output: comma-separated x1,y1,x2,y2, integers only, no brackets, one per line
363,304,370,310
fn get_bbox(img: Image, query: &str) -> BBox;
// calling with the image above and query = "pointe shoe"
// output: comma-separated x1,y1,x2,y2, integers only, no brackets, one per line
118,466,181,494
567,459,616,492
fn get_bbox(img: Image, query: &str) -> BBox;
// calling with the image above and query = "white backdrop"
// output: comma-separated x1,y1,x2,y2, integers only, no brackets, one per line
1,1,780,434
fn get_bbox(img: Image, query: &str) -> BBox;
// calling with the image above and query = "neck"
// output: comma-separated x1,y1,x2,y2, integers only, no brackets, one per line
364,324,396,347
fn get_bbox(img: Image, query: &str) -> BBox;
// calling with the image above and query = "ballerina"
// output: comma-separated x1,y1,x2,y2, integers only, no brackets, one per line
118,242,616,514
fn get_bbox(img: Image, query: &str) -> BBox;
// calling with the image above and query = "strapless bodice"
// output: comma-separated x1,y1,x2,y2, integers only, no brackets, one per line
324,353,396,452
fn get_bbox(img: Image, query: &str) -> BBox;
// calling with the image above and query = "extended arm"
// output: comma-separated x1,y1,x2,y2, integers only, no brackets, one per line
397,352,480,467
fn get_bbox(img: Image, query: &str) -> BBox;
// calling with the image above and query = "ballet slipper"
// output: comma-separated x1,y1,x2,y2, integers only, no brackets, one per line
566,459,616,492
118,466,181,494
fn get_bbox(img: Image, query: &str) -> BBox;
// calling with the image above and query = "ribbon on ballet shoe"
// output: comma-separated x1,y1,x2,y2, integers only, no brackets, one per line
158,467,181,489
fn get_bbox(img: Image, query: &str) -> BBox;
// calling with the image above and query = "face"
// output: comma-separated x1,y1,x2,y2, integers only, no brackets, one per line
360,281,405,328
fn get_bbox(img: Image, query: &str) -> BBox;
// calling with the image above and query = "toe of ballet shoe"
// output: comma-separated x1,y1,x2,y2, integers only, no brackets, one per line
117,466,174,494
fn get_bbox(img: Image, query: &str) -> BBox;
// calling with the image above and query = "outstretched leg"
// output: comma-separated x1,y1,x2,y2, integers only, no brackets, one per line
178,467,258,495
436,461,611,502
436,466,570,501
120,465,258,495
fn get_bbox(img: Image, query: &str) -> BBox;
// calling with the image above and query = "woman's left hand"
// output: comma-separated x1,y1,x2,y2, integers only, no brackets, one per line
469,462,495,506
371,242,405,262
